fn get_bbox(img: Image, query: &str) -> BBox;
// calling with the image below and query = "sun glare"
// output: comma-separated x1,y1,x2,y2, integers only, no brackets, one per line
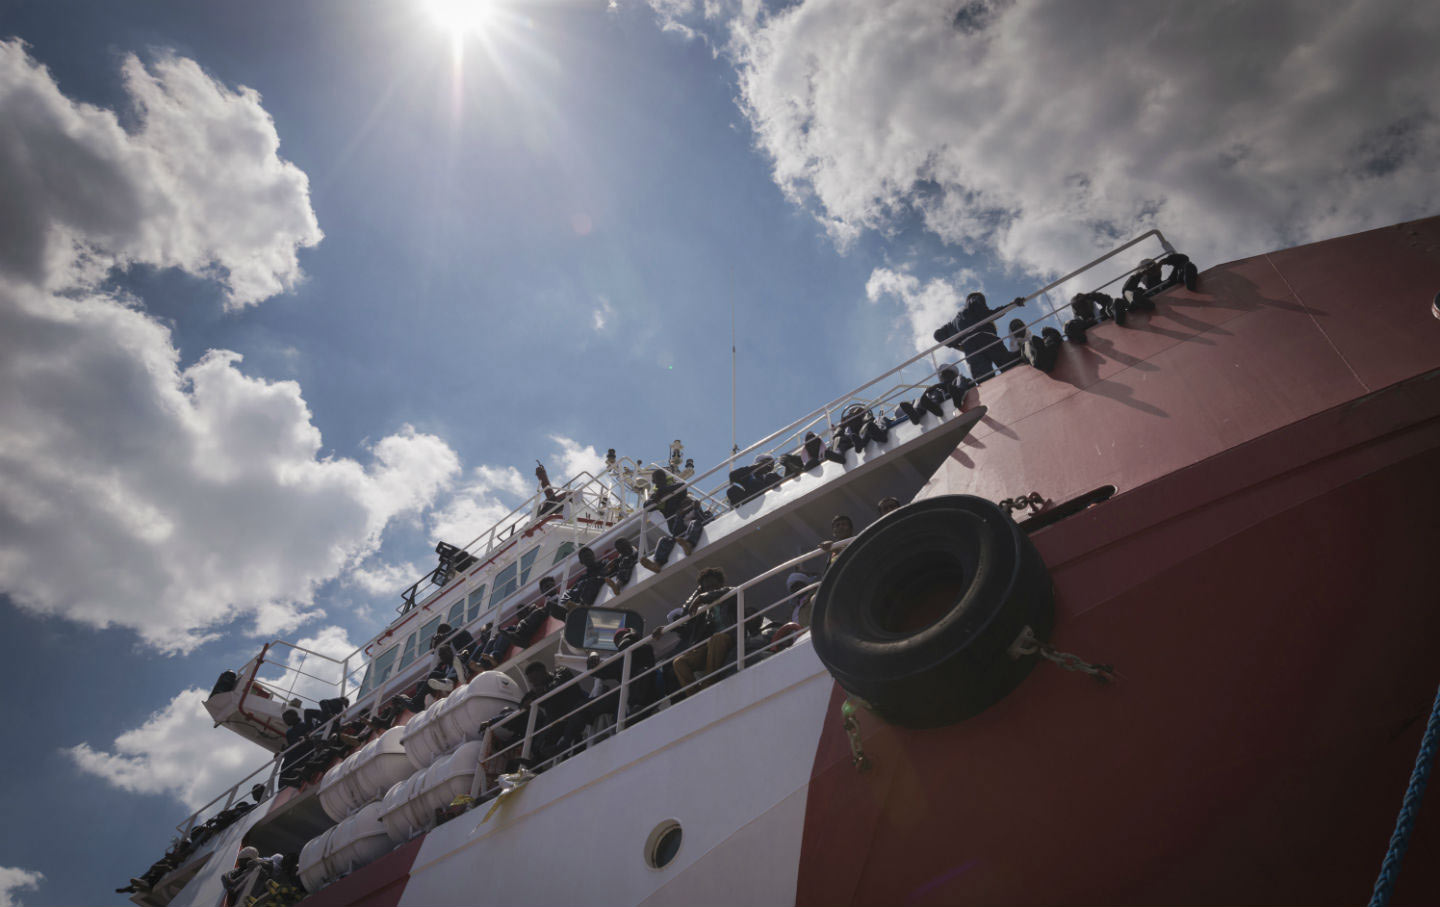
423,0,495,36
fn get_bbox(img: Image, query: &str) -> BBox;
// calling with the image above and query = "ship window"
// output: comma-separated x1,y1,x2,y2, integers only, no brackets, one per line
360,647,399,697
446,599,465,627
517,546,540,585
418,616,443,652
490,563,518,608
551,541,575,566
466,585,487,623
397,633,418,670
644,820,683,870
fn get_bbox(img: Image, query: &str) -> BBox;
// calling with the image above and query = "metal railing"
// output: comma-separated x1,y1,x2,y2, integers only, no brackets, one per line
182,228,1180,834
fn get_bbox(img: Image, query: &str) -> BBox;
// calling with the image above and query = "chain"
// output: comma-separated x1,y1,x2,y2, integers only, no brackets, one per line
840,699,872,772
999,491,1046,516
1008,625,1115,683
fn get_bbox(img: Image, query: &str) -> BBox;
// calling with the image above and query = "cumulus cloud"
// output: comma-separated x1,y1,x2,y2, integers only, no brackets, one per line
550,434,607,479
0,284,461,650
67,687,265,811
0,42,462,652
0,868,42,907
346,559,425,596
865,265,982,353
663,1,1440,278
0,40,321,307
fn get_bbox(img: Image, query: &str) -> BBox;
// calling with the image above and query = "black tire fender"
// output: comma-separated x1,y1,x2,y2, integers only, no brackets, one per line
810,494,1055,728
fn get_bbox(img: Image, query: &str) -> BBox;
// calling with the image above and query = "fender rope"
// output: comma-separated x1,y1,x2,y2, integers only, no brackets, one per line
480,767,535,824
1368,681,1440,907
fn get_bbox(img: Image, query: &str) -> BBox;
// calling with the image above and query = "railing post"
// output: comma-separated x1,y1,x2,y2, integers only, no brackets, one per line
734,588,746,672
520,697,540,763
617,649,633,731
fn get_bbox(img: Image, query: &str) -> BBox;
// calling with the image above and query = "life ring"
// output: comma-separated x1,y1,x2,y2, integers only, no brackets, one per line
810,494,1055,728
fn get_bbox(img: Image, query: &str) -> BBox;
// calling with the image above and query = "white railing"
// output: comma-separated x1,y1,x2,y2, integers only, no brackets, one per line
179,228,1180,835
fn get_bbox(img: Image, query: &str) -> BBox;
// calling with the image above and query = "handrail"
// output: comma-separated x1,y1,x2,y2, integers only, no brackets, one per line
204,226,1179,771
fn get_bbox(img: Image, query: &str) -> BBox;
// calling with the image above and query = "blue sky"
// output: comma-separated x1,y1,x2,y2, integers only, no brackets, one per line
1,1,1437,903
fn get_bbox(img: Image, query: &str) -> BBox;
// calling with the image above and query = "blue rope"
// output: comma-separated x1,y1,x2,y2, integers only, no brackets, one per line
1368,681,1440,907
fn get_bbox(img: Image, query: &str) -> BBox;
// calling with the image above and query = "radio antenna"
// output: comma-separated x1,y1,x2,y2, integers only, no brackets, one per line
730,266,739,465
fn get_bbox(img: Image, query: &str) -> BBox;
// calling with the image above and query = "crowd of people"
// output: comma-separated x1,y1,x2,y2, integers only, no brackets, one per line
937,252,1199,381
115,785,271,897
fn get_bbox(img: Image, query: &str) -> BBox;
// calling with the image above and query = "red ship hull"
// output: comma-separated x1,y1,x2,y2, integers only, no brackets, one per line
797,219,1440,904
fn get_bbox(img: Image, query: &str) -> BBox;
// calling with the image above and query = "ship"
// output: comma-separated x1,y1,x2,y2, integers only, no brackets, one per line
117,217,1440,906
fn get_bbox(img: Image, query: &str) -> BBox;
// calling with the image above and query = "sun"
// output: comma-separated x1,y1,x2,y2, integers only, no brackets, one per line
422,0,496,36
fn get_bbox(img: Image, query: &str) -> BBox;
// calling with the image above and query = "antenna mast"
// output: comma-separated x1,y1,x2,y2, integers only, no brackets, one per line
730,266,739,465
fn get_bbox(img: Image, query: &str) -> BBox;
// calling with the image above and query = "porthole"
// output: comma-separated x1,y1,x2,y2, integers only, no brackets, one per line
644,819,683,869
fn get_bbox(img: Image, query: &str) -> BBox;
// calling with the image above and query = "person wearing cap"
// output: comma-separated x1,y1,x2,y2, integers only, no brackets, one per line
787,572,817,627
1122,252,1199,309
934,291,1021,381
431,622,475,662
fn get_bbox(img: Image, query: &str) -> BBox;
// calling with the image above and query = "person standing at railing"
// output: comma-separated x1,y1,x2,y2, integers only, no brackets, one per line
933,291,1021,381
534,462,570,518
818,514,855,570
521,661,587,764
671,567,738,691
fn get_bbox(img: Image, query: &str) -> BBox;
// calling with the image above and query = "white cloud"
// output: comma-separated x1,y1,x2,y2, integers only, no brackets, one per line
346,559,424,596
0,283,462,651
865,265,982,353
67,687,265,811
0,43,462,652
428,437,605,546
592,295,614,331
684,1,1440,278
0,40,321,308
0,868,42,907
550,434,607,480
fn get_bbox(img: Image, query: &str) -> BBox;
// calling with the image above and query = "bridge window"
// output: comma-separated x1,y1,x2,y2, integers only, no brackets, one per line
397,632,418,670
490,563,518,609
418,616,442,653
466,585,487,623
446,599,465,626
551,541,575,566
518,546,540,585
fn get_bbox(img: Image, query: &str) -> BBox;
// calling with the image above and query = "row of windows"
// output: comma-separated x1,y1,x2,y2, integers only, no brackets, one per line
358,539,579,696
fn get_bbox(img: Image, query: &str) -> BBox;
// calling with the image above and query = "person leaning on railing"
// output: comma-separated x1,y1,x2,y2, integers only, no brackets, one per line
934,291,1021,381
1122,252,1198,309
670,567,738,691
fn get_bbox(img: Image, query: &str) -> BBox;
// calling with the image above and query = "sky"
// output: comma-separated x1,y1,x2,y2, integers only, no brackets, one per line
0,0,1437,903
